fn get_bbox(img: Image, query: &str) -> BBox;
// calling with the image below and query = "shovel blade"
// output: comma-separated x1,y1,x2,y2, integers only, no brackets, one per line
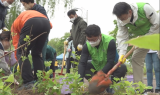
89,78,112,94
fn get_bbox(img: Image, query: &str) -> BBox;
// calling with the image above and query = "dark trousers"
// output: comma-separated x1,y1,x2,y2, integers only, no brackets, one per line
50,59,56,72
84,62,127,81
66,57,76,73
16,17,50,84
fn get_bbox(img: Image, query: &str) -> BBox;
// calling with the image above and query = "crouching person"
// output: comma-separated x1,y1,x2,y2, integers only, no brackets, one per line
11,10,52,90
78,24,127,94
0,31,19,85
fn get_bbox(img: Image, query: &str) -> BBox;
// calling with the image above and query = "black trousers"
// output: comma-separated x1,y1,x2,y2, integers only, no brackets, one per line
66,57,76,73
16,17,50,84
84,62,127,81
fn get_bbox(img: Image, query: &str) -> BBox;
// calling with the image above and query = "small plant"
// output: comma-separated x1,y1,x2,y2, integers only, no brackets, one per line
0,69,14,95
110,77,152,95
33,61,64,95
62,72,88,95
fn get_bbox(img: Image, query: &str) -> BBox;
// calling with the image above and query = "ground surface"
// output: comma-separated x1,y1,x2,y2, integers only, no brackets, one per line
11,77,158,95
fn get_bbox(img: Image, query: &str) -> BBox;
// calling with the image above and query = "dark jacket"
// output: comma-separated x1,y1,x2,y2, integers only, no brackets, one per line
31,4,48,19
0,3,8,29
46,45,56,61
68,17,87,48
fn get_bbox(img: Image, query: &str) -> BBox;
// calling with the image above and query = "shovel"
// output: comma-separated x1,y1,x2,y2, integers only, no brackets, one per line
58,44,67,76
89,46,135,94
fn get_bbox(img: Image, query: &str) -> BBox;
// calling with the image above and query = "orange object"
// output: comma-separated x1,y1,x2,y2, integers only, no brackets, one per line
11,10,52,60
89,46,135,94
58,44,67,76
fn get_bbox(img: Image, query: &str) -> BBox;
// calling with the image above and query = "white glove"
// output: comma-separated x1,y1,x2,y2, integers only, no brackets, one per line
14,79,19,85
77,44,83,51
3,27,9,31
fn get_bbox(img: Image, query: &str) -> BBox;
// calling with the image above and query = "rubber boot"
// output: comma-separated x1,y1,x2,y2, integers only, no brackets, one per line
52,72,55,81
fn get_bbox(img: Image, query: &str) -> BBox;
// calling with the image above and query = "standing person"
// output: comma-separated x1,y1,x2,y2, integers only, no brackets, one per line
64,9,87,56
20,0,49,69
112,2,159,87
0,0,14,31
66,30,76,73
145,50,160,93
11,10,52,90
45,45,56,78
65,39,76,73
78,24,127,94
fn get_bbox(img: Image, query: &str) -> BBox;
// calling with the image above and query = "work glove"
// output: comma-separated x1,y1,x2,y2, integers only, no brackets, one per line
119,55,126,64
3,27,9,31
77,44,83,51
17,64,20,72
64,40,68,45
14,79,19,85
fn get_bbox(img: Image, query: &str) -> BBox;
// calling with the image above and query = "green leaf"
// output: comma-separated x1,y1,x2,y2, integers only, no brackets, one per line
71,93,76,95
85,74,91,76
125,34,160,50
5,74,14,82
90,68,96,73
0,82,4,89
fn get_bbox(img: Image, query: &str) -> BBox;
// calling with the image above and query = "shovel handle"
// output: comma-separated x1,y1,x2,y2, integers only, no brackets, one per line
105,46,135,77
60,44,67,74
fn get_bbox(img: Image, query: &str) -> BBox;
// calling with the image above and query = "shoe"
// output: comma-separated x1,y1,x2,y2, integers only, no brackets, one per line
17,80,35,90
135,89,146,94
155,89,160,93
146,89,154,92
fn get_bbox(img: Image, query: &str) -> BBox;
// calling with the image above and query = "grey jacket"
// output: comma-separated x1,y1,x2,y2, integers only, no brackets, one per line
0,2,8,29
0,42,11,75
68,17,87,48
65,40,76,59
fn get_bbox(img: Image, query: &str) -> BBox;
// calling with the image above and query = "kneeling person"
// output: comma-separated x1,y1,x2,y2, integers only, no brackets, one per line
78,24,127,93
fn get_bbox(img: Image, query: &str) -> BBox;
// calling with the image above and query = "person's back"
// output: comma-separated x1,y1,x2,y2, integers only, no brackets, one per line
20,0,50,69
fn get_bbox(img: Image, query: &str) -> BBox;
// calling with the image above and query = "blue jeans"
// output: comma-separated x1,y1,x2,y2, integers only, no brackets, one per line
145,53,160,89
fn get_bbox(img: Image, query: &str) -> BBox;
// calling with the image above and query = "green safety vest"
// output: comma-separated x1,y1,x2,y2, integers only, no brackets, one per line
126,2,152,38
86,34,114,71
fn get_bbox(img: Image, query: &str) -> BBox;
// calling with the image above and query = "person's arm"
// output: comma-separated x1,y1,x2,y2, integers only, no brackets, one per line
0,50,12,75
102,39,116,73
116,21,129,56
78,43,89,81
67,32,73,42
78,21,87,45
143,4,159,35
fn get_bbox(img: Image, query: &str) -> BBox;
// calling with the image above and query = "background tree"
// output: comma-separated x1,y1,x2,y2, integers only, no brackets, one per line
5,0,73,30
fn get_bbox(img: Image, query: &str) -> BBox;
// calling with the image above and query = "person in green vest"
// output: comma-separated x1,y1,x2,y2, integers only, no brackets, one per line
112,2,159,93
78,24,127,94
45,45,57,78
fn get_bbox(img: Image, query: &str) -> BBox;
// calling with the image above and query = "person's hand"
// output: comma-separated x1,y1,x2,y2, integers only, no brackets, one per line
119,55,126,64
64,40,68,45
3,27,9,31
68,49,71,52
14,79,19,85
77,44,83,51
